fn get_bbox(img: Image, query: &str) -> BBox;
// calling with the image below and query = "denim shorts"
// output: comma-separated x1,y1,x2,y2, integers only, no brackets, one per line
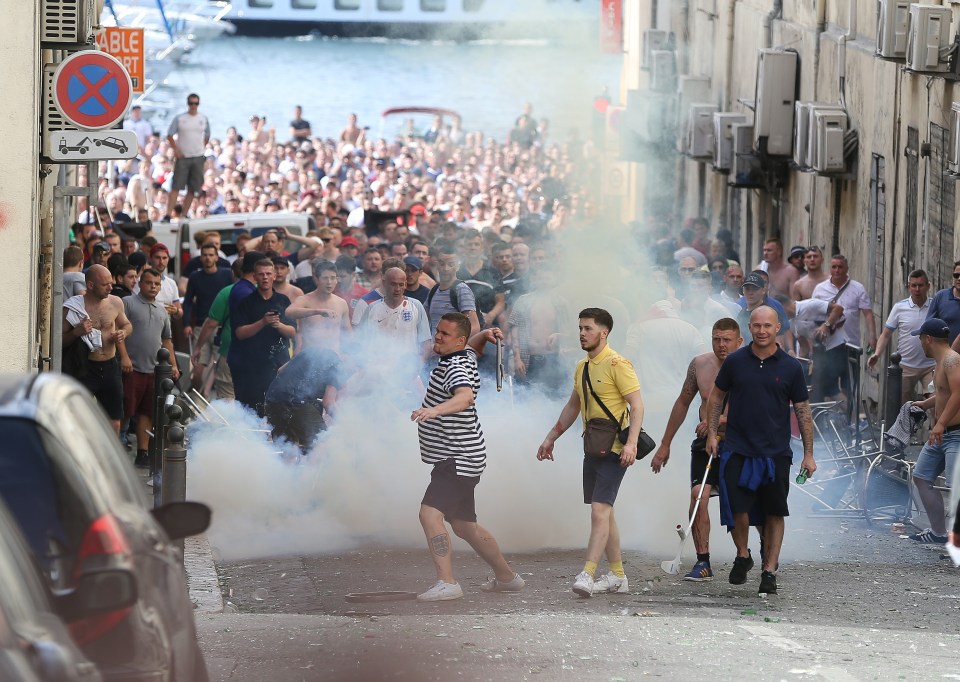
914,426,960,484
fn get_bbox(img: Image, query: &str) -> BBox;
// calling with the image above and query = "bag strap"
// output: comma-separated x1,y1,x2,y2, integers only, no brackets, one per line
582,361,625,426
829,279,851,305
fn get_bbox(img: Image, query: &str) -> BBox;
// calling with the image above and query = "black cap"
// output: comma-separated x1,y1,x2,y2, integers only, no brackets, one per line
742,272,765,289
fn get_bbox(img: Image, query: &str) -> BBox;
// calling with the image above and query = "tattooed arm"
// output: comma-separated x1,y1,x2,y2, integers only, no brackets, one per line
931,353,960,444
651,360,698,473
704,386,727,457
793,400,817,475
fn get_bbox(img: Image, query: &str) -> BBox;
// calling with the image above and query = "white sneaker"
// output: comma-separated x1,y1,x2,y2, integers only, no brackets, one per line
480,573,525,592
417,580,464,602
593,571,629,594
572,571,594,598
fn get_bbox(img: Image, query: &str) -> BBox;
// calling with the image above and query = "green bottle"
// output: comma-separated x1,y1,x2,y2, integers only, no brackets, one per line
795,468,810,485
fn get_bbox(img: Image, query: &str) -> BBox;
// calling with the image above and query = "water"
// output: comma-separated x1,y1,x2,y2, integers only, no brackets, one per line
155,35,621,142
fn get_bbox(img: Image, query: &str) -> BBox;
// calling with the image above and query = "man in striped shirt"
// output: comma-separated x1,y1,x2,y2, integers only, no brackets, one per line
411,312,524,602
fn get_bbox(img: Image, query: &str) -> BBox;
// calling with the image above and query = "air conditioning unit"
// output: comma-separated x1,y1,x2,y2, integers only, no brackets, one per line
625,89,676,147
677,76,711,152
687,103,719,158
650,50,678,92
948,101,960,174
810,109,848,173
642,30,669,69
713,112,748,171
753,49,799,156
41,0,99,44
42,64,77,136
906,4,952,73
877,0,911,59
794,102,845,169
731,124,764,187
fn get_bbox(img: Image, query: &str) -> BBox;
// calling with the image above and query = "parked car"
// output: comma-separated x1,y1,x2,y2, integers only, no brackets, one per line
0,499,107,682
0,373,211,682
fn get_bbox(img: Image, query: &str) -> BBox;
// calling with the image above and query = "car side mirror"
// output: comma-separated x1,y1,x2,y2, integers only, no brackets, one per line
151,501,211,541
56,569,138,621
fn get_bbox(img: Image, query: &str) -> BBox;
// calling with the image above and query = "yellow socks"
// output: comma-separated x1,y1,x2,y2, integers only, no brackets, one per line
583,561,598,578
610,561,625,578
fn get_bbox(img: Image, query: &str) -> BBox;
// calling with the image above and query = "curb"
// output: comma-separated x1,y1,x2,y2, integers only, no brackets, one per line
184,534,223,614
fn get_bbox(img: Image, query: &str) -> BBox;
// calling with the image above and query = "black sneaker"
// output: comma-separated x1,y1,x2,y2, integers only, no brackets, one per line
134,450,150,468
729,551,754,585
759,570,777,596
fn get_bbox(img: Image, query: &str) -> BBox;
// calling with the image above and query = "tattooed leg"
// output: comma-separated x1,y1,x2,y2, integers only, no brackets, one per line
419,504,455,582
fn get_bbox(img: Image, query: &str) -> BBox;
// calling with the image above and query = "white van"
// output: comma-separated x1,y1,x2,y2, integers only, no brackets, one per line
167,212,317,278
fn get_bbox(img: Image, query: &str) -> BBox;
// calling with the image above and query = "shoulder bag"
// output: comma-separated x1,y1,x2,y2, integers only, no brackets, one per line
581,361,656,460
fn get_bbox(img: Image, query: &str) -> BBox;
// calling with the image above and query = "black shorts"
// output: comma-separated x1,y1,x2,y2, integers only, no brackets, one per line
583,452,627,505
80,358,124,421
812,344,849,401
421,458,479,523
265,401,325,450
690,437,720,489
723,452,791,517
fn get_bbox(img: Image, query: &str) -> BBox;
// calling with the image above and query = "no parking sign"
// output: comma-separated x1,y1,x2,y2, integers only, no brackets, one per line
53,50,132,130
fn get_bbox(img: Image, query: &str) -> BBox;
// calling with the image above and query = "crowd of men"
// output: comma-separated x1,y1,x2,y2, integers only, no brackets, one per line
60,95,959,599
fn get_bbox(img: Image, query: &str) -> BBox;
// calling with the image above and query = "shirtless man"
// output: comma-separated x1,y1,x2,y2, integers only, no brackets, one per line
286,260,351,352
758,239,800,298
62,264,134,434
506,267,570,399
650,317,742,581
908,318,960,544
271,256,304,303
791,246,828,301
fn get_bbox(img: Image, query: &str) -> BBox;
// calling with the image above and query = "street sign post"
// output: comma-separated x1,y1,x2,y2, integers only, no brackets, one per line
43,130,138,162
52,50,133,130
96,27,145,93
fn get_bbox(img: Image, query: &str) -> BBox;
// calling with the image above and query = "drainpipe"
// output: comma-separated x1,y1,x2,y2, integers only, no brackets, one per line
809,0,828,237
838,0,857,107
764,0,782,48
725,0,740,109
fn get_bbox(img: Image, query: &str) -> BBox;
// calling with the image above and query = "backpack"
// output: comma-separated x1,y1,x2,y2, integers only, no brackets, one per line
426,280,485,328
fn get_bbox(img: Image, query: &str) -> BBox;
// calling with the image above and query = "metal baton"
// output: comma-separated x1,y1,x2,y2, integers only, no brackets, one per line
496,338,504,392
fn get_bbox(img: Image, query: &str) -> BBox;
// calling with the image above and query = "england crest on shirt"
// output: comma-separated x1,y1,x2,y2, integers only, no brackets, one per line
402,309,412,322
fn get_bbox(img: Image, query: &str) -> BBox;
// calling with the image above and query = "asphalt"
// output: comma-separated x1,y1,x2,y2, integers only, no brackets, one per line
183,510,960,681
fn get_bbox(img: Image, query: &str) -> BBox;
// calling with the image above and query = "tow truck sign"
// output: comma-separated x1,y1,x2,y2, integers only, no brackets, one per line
43,129,138,162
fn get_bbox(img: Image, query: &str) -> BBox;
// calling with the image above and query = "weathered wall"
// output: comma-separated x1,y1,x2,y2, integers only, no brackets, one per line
0,0,41,371
623,0,960,322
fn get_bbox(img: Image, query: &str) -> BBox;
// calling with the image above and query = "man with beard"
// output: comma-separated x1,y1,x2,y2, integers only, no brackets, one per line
791,246,828,301
651,317,743,582
537,308,645,597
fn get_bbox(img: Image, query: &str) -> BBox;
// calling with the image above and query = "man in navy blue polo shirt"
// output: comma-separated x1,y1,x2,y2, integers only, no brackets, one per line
928,260,960,349
706,306,816,596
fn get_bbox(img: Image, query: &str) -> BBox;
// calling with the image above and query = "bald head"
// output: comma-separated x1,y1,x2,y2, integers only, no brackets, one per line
749,305,781,348
383,266,407,306
85,264,113,301
85,263,110,284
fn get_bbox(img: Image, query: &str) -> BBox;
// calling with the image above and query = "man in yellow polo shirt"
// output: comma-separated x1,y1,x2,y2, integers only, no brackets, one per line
537,307,645,597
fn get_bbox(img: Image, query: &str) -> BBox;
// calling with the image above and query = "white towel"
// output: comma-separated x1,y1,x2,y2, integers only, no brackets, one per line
63,295,102,352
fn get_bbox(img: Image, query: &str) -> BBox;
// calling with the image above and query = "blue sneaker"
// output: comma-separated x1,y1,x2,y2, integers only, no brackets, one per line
683,560,714,582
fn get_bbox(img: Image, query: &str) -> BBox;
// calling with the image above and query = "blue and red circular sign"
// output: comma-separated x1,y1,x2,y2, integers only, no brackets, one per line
53,51,132,130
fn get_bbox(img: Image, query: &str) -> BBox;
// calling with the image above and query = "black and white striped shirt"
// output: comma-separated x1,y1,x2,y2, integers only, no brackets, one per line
418,348,486,477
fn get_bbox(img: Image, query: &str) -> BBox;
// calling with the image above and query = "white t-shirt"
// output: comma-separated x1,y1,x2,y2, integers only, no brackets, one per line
167,112,211,158
156,275,180,308
794,298,845,351
357,297,430,352
811,278,871,346
883,297,935,369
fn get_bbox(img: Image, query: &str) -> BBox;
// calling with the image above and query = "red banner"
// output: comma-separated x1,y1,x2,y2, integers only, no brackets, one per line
600,0,623,54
